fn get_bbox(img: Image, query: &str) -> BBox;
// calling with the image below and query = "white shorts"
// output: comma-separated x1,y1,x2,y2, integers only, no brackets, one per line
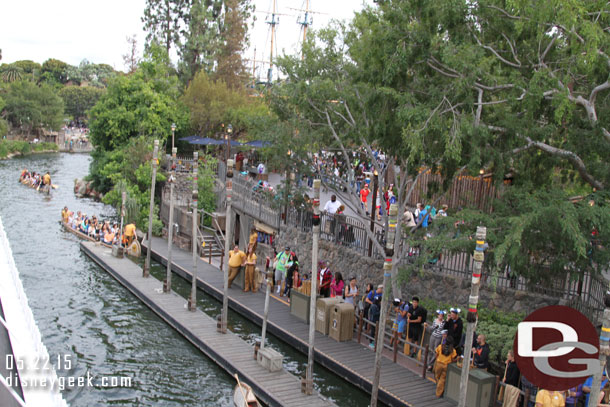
275,268,284,282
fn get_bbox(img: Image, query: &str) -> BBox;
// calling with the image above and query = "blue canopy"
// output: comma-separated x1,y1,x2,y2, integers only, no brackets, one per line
190,137,224,146
178,135,199,142
245,140,272,148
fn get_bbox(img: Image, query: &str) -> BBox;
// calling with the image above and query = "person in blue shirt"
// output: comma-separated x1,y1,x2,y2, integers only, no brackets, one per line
583,371,608,407
417,204,430,228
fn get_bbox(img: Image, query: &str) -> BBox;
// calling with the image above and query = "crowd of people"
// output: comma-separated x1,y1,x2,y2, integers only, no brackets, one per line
61,207,137,247
19,169,52,190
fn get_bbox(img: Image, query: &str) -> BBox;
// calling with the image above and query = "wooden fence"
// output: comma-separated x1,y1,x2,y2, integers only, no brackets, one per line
212,161,607,323
403,170,501,213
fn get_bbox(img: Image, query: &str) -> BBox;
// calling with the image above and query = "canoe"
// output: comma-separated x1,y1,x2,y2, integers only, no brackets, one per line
60,220,112,249
19,177,52,195
59,220,141,257
233,374,261,407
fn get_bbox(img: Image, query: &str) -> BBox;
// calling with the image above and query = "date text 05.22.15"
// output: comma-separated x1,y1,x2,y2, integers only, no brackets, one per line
6,354,72,372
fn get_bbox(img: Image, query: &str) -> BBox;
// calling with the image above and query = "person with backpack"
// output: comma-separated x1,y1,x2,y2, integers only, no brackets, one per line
435,334,457,397
368,296,381,349
283,253,299,298
406,296,427,358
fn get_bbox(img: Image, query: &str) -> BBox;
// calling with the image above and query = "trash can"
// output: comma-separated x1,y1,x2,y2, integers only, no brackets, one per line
290,290,310,323
444,363,495,406
315,297,342,335
329,303,355,342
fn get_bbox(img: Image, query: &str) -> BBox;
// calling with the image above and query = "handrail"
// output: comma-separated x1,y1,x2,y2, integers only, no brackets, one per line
354,310,431,378
0,374,26,407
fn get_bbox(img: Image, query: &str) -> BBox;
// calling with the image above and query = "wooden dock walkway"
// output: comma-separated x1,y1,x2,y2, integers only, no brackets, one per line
80,241,336,407
143,237,455,407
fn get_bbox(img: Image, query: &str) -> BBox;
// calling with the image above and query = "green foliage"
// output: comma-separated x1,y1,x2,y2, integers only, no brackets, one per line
12,60,41,78
98,136,166,235
40,58,69,85
88,68,188,152
182,70,267,137
407,187,610,281
196,154,218,220
58,86,105,122
2,81,64,133
1,64,23,83
0,140,58,158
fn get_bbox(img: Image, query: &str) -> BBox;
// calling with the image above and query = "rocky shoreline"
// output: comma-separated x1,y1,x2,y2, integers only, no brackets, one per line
74,178,104,200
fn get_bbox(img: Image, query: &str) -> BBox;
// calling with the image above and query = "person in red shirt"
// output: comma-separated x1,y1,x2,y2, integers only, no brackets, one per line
360,184,370,212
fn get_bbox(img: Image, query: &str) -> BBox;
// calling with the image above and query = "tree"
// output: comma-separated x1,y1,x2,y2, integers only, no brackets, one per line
142,0,192,55
1,64,23,83
179,0,224,82
182,70,250,136
343,0,610,281
123,35,141,74
178,0,252,85
58,86,105,122
40,58,69,85
88,73,187,152
12,60,40,75
213,0,251,88
2,81,64,134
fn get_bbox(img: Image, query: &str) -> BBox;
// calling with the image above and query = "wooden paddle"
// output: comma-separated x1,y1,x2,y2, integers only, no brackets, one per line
233,373,250,406
417,322,428,361
404,321,410,355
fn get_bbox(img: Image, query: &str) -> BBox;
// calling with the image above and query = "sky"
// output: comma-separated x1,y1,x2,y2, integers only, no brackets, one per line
0,0,375,72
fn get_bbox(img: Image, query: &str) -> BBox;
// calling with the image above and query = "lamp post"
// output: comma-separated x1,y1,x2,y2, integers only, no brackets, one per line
303,179,321,395
225,123,233,163
188,152,199,311
284,150,292,224
143,139,159,277
220,159,234,333
119,191,126,251
171,123,176,151
370,203,397,407
368,169,379,257
164,147,177,293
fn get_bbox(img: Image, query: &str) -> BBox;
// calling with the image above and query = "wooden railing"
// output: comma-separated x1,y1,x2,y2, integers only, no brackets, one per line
215,165,608,324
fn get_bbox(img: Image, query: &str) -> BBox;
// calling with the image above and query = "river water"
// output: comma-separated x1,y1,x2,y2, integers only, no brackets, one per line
0,153,372,407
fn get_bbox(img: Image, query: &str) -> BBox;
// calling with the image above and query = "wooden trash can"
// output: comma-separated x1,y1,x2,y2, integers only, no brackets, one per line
315,297,342,335
329,303,355,342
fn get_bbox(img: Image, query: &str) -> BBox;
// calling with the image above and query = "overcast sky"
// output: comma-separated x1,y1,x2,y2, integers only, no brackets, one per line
1,0,374,72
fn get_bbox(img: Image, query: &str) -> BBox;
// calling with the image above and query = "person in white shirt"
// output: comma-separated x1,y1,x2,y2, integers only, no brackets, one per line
323,195,342,214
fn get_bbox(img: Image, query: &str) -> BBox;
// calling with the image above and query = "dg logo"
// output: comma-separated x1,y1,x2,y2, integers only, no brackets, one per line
514,305,600,390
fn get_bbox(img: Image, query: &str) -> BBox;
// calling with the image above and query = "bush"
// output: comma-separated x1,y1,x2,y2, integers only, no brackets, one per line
18,141,31,155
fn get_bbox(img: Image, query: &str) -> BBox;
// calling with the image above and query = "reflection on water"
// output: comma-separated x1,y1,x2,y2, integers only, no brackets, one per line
0,153,373,406
0,153,233,406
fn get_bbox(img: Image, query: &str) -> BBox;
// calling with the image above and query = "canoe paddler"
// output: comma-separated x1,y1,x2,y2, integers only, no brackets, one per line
123,222,136,246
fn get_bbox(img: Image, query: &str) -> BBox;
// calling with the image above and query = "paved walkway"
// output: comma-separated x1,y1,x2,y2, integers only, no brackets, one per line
143,237,455,407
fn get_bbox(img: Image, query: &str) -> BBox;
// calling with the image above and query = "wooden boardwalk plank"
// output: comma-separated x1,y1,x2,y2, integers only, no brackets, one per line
80,242,334,407
142,238,456,407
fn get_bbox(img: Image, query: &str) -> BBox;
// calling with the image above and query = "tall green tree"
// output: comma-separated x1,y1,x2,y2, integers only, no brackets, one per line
179,0,251,85
142,0,192,55
212,0,251,88
58,85,105,122
270,0,610,289
2,81,64,134
40,58,69,85
344,0,610,281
